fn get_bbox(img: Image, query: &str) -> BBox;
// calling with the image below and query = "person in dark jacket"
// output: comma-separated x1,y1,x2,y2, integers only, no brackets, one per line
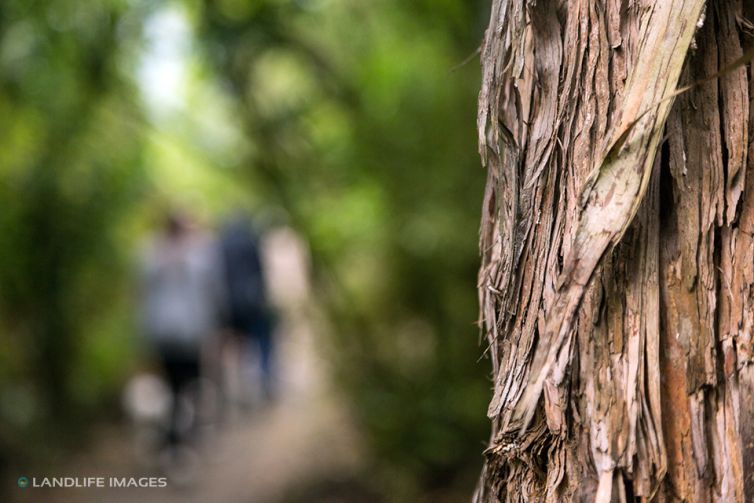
220,214,276,401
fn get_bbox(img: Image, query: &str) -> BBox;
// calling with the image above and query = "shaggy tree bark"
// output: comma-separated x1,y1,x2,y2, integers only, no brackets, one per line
475,1,754,501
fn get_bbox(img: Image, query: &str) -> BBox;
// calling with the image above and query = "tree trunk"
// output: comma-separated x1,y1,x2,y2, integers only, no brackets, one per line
475,1,754,501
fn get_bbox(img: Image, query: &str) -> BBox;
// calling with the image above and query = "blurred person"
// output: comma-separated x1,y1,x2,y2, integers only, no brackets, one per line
137,210,226,455
220,213,277,404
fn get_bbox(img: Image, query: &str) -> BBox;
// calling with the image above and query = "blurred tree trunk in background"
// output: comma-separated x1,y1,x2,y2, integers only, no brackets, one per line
475,1,754,501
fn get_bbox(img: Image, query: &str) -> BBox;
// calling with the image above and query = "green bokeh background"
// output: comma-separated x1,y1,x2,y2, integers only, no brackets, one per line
0,0,490,499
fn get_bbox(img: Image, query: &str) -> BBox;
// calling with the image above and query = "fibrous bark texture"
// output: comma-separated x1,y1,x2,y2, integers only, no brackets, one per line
475,1,754,501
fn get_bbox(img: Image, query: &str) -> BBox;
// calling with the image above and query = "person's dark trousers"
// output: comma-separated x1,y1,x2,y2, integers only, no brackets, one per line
159,349,200,446
246,316,275,400
252,330,274,399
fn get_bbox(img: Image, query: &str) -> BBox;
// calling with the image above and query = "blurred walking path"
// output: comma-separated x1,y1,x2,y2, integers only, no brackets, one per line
13,228,366,503
17,322,363,503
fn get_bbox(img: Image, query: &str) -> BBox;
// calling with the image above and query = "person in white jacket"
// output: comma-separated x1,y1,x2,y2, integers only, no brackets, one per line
138,210,226,447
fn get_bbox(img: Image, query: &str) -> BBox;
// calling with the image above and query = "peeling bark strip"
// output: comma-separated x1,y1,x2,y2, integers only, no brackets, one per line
515,0,706,435
475,0,754,502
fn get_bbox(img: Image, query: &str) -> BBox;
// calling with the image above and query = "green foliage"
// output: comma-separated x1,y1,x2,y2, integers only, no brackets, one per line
0,0,148,460
194,0,490,496
0,0,491,498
